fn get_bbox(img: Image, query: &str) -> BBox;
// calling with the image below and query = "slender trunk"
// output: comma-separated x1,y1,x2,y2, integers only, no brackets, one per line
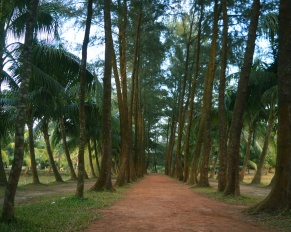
210,151,218,179
1,0,39,221
166,119,177,176
217,0,229,192
188,119,204,185
0,142,7,186
27,118,40,184
90,0,114,191
239,129,253,181
224,0,260,196
88,140,96,177
175,17,195,181
130,12,141,175
59,116,76,180
198,0,219,188
93,140,101,174
138,109,145,176
76,0,93,197
183,6,203,183
252,112,275,184
115,0,137,186
43,120,63,182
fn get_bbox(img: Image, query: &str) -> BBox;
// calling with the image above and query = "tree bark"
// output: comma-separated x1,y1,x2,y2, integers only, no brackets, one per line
88,140,96,177
93,140,101,175
224,0,260,196
90,0,114,191
76,0,93,197
114,0,137,186
165,118,177,176
175,15,195,181
210,151,218,179
217,0,229,192
183,4,203,183
239,129,253,181
43,120,63,182
59,116,77,180
198,0,219,188
0,142,7,186
252,0,291,212
1,0,39,221
27,117,40,184
251,112,275,184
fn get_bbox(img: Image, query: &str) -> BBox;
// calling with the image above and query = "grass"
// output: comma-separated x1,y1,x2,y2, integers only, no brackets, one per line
0,187,128,232
192,186,262,206
251,211,291,232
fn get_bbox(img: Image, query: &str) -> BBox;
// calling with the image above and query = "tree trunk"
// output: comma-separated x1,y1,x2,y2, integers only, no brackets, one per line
76,0,93,197
175,15,195,181
129,11,141,176
88,140,96,177
1,0,39,221
210,151,218,179
93,140,101,175
90,0,114,192
239,128,253,181
59,116,76,180
188,120,204,185
183,4,203,183
27,118,40,184
43,120,63,182
252,0,291,212
217,0,229,192
139,110,146,176
251,112,275,184
198,0,219,188
224,0,260,197
0,142,7,186
165,119,177,176
114,0,137,186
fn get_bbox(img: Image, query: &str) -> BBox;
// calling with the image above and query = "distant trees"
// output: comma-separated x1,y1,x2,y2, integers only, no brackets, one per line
3,0,291,220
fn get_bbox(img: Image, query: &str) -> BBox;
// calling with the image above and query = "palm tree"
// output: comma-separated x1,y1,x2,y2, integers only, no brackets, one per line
1,0,39,222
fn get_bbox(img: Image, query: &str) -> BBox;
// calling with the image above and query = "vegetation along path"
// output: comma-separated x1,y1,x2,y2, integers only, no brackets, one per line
86,174,270,232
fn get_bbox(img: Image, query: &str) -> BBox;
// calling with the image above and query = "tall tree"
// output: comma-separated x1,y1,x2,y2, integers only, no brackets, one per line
76,0,93,197
1,0,39,222
198,0,219,187
217,0,229,192
175,12,195,181
253,0,291,212
224,0,261,196
90,0,114,191
183,3,203,183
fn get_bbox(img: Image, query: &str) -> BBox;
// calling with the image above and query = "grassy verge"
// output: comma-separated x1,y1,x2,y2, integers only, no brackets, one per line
192,186,262,206
0,186,128,232
192,186,291,232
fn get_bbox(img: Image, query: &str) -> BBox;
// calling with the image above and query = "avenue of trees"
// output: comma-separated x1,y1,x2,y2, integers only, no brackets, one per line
1,0,291,221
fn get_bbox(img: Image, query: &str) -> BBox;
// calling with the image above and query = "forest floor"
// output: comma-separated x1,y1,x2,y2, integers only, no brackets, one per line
86,174,273,232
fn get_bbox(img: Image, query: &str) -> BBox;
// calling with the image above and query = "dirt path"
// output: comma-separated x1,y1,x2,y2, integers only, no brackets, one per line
86,174,272,232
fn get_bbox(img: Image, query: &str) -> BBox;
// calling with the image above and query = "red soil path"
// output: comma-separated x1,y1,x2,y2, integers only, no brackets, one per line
86,174,271,232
